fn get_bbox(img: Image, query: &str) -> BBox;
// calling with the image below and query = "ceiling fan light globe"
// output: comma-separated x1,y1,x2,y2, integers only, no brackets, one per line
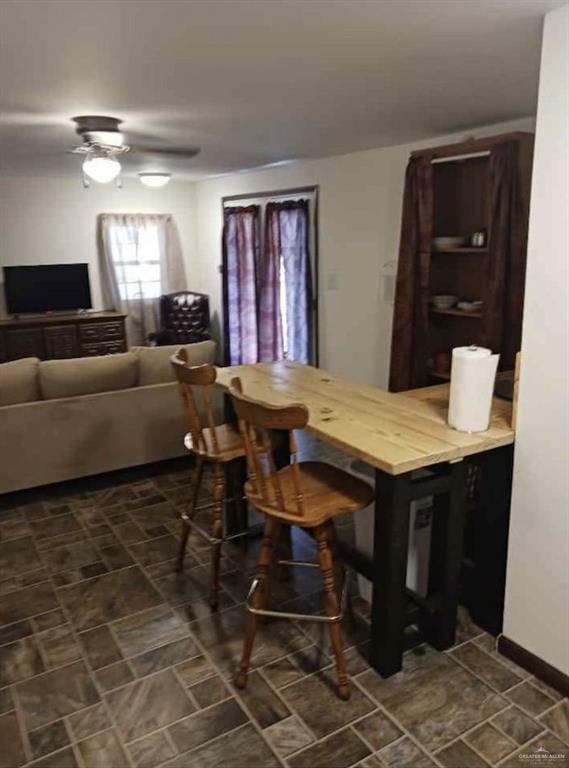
82,154,121,183
139,173,171,188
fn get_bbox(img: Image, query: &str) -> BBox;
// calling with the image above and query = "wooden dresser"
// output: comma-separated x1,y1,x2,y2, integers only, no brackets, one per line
0,311,127,362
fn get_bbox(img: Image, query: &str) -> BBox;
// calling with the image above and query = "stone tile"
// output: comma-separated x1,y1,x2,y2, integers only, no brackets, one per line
465,722,517,763
262,645,329,689
79,626,122,669
113,521,147,545
492,706,545,745
507,681,557,716
0,687,14,715
129,535,180,567
0,635,44,685
540,701,569,745
0,536,41,579
264,715,314,757
96,661,135,691
190,603,310,675
16,660,100,730
68,703,111,741
281,669,374,739
530,677,565,702
130,637,198,677
112,604,189,658
190,674,230,707
78,729,129,768
30,514,82,541
29,746,78,768
174,654,216,687
0,619,33,646
32,610,66,632
0,518,30,542
474,634,532,680
168,698,247,753
0,711,27,768
500,732,569,767
0,581,58,624
29,719,70,760
98,543,134,571
81,563,109,580
359,647,506,752
57,566,162,631
128,731,176,768
0,567,50,596
154,568,211,606
436,739,489,767
105,668,195,742
359,757,388,768
170,721,280,768
288,728,370,768
128,502,178,533
41,541,100,575
236,670,290,728
38,625,82,669
35,530,88,553
354,710,403,751
450,642,523,692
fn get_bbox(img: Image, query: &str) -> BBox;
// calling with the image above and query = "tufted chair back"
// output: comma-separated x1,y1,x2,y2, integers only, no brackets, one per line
152,291,211,346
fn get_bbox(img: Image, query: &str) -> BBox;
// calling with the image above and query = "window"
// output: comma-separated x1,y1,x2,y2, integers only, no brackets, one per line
109,224,162,300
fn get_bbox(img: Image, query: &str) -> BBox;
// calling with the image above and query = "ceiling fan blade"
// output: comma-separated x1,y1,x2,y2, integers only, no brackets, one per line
130,145,201,159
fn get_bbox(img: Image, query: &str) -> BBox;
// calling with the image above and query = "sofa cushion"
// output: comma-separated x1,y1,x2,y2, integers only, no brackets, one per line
39,352,139,400
0,357,41,406
133,340,216,386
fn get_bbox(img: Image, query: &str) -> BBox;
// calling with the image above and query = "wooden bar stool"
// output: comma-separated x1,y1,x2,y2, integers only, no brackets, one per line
170,350,246,609
229,378,374,700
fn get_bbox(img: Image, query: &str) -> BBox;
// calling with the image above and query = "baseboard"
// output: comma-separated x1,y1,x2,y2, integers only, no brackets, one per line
497,635,569,698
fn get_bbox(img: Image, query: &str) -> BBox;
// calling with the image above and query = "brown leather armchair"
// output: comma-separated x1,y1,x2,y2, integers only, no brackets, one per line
150,291,211,346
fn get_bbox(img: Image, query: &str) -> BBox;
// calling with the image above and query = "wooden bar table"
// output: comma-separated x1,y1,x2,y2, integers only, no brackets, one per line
215,361,515,677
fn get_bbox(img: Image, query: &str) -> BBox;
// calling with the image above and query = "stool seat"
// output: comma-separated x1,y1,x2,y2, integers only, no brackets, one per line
245,461,374,527
184,423,245,462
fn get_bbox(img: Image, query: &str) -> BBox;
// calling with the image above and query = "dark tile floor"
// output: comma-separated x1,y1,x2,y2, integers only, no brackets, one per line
0,451,568,768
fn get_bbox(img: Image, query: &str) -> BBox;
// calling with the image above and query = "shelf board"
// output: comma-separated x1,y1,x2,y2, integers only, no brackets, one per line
432,248,488,255
430,307,483,319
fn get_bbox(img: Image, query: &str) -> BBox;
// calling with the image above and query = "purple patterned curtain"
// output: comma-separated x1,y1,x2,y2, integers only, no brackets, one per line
223,206,260,365
259,204,284,362
275,200,312,364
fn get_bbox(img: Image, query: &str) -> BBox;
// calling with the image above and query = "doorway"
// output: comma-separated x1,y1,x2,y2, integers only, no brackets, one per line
221,187,319,367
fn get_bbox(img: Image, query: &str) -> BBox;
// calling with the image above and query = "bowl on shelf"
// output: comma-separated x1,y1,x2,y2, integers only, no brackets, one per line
457,300,484,313
431,295,458,310
432,236,468,251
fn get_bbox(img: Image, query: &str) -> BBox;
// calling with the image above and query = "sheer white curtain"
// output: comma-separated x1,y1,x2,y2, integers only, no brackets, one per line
98,214,186,345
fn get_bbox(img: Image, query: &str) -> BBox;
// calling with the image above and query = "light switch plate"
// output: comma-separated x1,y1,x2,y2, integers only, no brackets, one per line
326,273,339,290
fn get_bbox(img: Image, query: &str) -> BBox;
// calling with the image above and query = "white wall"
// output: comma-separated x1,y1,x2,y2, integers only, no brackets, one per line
503,5,569,675
194,117,534,386
0,176,197,313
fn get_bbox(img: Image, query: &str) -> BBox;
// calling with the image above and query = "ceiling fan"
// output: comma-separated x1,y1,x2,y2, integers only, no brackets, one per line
70,115,201,187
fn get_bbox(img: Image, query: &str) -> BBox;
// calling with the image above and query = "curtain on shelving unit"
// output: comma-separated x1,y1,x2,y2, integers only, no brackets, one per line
485,141,527,371
389,156,434,392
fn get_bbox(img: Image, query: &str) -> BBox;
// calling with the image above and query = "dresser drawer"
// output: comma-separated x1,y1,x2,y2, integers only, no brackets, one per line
79,321,124,342
80,340,127,356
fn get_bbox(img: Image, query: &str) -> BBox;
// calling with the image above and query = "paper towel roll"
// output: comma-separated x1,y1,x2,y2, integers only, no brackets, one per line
448,346,500,433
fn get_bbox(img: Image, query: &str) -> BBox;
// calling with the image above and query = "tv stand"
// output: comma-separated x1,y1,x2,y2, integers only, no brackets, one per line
0,311,127,362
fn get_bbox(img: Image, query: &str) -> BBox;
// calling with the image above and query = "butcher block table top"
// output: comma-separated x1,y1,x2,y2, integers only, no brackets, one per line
215,361,514,475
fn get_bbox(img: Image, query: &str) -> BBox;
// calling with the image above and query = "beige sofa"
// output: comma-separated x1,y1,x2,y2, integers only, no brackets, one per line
0,341,217,494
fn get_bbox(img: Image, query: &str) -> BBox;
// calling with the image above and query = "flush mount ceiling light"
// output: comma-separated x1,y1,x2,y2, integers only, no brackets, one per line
139,173,172,188
82,149,122,184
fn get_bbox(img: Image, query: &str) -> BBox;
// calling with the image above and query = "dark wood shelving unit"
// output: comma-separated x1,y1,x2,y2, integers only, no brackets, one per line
430,307,483,319
432,247,488,255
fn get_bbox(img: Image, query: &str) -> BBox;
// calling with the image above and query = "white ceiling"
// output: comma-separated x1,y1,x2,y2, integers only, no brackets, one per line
0,0,561,180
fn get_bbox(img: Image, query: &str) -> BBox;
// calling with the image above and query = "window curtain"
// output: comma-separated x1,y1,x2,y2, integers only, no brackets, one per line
98,213,186,346
267,200,312,364
223,206,260,365
259,203,284,362
389,157,434,392
484,142,527,370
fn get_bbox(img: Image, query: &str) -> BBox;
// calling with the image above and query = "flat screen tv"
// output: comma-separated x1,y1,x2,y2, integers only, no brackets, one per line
3,264,92,314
